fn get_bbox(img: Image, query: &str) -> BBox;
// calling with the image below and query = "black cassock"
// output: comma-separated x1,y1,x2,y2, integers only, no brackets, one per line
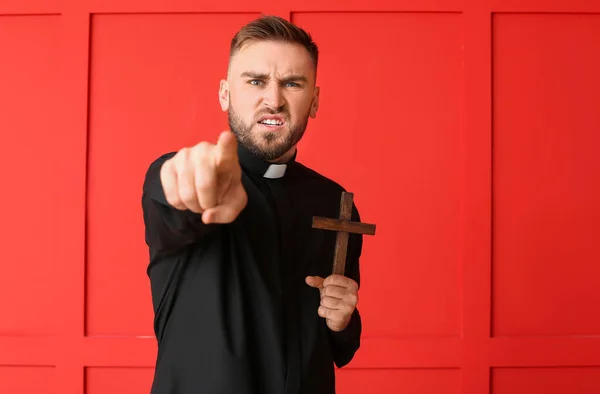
141,143,363,394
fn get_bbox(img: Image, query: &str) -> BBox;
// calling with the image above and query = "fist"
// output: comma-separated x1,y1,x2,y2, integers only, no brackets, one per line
305,274,359,332
160,131,247,224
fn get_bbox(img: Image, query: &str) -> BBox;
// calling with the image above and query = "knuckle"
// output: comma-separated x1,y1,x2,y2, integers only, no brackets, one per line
195,174,214,192
176,147,190,163
192,141,213,159
326,297,339,308
196,141,211,150
325,275,341,287
193,141,209,151
160,158,172,173
178,188,195,205
165,193,181,208
318,306,328,317
160,162,174,183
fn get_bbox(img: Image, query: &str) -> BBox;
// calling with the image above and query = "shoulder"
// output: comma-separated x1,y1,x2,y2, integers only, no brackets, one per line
292,161,361,217
293,161,348,194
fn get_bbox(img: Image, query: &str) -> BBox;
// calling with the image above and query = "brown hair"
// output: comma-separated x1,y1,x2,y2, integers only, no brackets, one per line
229,15,319,69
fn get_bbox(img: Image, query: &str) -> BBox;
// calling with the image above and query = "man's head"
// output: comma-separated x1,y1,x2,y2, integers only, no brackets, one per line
218,15,320,162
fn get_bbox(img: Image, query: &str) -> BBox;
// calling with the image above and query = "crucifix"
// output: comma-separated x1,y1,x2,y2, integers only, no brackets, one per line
312,192,376,275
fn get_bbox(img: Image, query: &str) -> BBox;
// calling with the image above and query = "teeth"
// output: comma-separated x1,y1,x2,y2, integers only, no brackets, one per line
261,119,283,125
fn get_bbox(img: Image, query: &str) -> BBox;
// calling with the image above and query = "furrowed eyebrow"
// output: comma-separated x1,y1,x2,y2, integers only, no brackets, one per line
241,72,308,84
241,72,268,79
282,74,308,83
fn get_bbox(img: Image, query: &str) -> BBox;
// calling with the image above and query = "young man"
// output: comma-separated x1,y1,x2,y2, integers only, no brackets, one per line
142,15,364,394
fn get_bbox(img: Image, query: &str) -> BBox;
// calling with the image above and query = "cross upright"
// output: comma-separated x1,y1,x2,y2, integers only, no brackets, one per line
312,192,376,276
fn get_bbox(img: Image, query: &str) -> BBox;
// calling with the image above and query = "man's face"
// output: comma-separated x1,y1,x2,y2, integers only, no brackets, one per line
219,40,319,162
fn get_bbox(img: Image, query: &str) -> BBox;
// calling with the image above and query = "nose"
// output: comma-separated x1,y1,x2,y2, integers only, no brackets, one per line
262,82,285,110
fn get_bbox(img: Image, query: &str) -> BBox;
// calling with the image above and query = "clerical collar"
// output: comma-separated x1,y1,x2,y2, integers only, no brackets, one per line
237,143,296,179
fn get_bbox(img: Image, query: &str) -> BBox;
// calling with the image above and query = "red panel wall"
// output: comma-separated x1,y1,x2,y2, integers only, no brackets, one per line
1,0,599,393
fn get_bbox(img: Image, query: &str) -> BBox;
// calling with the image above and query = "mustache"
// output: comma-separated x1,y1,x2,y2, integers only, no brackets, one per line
255,108,289,119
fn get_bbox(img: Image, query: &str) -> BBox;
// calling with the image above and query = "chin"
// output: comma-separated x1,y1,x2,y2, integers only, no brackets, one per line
251,135,294,161
252,125,289,142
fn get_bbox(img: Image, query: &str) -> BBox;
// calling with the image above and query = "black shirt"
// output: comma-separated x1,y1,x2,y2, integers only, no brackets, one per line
141,143,363,394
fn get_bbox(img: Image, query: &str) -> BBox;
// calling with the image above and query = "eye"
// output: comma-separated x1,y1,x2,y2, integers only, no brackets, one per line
285,82,301,88
248,79,263,86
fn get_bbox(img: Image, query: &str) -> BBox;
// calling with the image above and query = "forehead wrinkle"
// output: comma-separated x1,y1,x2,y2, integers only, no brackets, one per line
228,42,315,83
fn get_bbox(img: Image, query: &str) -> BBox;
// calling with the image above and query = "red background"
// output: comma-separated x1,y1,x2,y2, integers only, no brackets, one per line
1,0,599,393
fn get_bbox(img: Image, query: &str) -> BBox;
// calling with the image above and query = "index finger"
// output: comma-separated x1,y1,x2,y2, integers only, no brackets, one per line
215,131,238,169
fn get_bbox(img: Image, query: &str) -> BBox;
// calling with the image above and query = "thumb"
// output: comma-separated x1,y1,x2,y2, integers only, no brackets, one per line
305,276,325,289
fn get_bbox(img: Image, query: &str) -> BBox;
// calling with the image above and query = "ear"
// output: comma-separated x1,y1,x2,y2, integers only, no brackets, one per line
219,79,229,112
309,86,320,118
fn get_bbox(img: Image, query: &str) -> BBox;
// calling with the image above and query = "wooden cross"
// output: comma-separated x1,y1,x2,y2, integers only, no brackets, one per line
312,192,376,275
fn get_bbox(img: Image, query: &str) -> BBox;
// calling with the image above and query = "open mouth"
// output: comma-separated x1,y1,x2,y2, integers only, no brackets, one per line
257,115,286,127
259,119,284,126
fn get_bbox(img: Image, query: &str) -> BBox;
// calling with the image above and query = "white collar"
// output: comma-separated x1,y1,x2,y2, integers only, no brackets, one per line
263,163,287,179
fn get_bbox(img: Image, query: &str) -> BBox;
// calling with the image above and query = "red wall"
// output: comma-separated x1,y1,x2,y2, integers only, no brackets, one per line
1,0,599,393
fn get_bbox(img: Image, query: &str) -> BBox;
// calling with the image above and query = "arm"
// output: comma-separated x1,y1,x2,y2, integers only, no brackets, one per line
143,132,246,259
328,203,363,368
141,152,215,255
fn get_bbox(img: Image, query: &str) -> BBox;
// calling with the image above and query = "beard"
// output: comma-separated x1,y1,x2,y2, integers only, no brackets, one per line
228,105,309,161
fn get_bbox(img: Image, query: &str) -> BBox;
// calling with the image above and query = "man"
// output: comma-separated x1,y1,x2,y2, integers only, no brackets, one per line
141,15,364,394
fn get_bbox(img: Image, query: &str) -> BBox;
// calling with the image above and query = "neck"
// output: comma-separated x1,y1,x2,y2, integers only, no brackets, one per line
269,146,297,164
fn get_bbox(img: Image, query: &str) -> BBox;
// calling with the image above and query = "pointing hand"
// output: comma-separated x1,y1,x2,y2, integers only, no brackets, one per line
160,131,247,224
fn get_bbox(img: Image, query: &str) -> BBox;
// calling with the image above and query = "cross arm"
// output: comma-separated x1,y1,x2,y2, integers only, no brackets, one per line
312,217,376,235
